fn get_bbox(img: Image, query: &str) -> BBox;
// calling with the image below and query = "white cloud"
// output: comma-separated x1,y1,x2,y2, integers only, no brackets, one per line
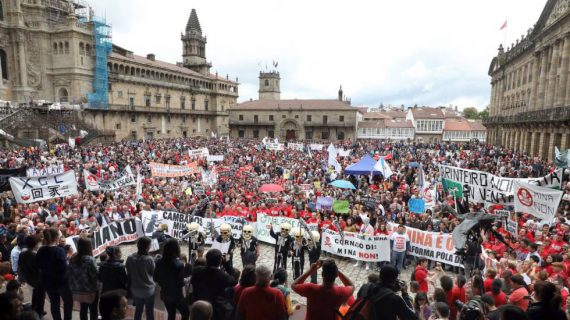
90,0,548,110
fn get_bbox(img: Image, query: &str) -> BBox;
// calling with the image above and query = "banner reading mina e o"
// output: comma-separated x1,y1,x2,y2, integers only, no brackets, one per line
388,223,463,267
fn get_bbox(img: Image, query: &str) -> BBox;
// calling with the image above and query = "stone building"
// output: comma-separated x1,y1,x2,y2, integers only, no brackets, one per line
485,0,570,160
0,1,237,141
406,107,445,142
357,109,414,140
442,119,487,142
229,73,357,141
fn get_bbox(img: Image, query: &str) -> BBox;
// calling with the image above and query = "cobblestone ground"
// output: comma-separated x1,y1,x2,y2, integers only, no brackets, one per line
23,241,414,319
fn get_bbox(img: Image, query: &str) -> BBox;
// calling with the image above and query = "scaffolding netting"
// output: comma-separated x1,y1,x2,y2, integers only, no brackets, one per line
87,16,112,109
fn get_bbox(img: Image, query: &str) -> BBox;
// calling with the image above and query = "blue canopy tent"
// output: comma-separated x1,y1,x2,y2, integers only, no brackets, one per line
344,154,383,176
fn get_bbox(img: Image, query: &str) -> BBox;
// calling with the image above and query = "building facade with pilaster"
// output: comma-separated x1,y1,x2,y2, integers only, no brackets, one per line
485,0,570,160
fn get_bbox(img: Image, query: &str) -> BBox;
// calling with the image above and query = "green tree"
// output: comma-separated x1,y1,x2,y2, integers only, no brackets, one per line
462,107,480,119
479,107,489,119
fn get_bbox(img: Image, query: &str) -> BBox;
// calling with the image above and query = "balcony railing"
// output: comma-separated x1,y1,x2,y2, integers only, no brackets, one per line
104,104,220,116
483,106,570,125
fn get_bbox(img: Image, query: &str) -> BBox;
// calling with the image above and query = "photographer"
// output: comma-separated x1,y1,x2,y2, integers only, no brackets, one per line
362,265,418,320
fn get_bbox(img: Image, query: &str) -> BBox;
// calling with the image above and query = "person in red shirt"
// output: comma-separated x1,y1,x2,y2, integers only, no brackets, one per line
485,279,507,307
236,265,288,320
484,268,497,292
292,259,354,320
414,258,430,293
451,275,467,304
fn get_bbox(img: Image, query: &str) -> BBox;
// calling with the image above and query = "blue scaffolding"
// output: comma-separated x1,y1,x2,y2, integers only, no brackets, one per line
87,17,112,109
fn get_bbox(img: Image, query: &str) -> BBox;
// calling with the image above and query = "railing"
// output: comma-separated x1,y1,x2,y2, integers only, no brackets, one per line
103,104,220,116
483,106,570,125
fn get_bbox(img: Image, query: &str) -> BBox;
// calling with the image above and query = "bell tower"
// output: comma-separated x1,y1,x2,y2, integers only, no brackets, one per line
181,9,211,75
258,71,280,100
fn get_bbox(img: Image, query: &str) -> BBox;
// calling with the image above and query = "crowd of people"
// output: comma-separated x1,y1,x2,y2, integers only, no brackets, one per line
0,137,569,320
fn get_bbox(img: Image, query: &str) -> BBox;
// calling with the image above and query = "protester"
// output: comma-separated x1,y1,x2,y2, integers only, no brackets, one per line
190,300,213,320
16,235,44,317
233,265,256,305
68,237,99,320
292,259,354,320
98,246,128,294
126,237,156,320
35,228,73,320
526,281,566,320
154,239,189,320
99,290,128,320
236,265,288,320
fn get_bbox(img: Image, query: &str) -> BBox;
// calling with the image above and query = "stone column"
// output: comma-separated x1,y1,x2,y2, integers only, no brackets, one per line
0,53,4,88
556,36,570,107
548,130,556,161
18,40,27,88
538,131,547,159
562,132,568,150
537,47,549,109
546,42,560,108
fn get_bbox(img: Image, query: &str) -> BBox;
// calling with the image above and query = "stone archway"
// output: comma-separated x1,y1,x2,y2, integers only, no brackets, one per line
276,118,305,142
58,88,69,103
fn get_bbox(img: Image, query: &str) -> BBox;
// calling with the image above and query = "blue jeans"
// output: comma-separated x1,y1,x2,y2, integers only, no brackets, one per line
133,295,155,320
391,251,406,272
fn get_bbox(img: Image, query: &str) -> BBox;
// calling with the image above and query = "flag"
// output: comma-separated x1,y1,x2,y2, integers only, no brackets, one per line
555,146,570,168
373,156,393,178
261,136,268,145
327,144,341,174
136,172,143,202
500,20,507,30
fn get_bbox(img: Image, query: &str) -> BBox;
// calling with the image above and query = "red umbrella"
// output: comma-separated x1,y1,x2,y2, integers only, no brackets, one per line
259,184,284,193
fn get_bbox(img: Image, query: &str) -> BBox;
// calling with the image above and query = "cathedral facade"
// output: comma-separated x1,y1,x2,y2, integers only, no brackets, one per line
0,0,237,141
486,0,570,160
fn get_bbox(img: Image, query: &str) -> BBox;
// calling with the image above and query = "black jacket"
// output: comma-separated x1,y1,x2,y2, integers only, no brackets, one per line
367,285,418,320
191,266,236,303
98,260,128,293
526,302,567,320
153,258,185,301
18,249,41,287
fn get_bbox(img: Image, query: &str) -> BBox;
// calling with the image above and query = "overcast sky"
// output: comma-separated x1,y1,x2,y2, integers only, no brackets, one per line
90,0,547,110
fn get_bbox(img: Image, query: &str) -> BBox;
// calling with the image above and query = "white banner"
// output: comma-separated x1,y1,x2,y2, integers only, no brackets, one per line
27,165,65,177
266,143,285,151
338,149,351,157
439,166,562,205
67,219,144,257
321,229,390,262
309,144,324,151
140,211,250,245
513,181,563,223
388,223,463,267
207,155,224,163
150,162,199,177
188,148,210,158
255,213,318,244
201,168,218,186
10,171,78,204
84,166,135,192
287,143,304,151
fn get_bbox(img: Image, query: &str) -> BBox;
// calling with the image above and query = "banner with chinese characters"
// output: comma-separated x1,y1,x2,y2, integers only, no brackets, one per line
10,170,78,204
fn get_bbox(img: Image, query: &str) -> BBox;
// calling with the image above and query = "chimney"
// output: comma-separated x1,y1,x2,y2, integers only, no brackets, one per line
147,54,155,61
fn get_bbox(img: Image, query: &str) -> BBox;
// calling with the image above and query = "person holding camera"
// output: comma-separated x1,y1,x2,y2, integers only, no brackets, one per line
292,259,354,320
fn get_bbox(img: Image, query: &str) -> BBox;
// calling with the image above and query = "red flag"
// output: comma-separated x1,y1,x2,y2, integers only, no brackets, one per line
500,20,507,30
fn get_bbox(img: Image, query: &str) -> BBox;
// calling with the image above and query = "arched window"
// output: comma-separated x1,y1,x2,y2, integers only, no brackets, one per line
86,44,91,56
58,88,69,103
58,42,63,54
265,79,269,87
0,49,8,80
53,43,58,54
64,41,69,54
79,42,84,55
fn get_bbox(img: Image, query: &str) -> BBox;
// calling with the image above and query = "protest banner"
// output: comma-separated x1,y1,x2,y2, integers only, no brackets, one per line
85,166,136,192
287,143,304,151
494,209,510,218
333,200,350,214
150,162,198,177
27,164,65,177
194,185,205,196
309,144,324,151
338,149,351,157
388,223,463,267
207,155,224,162
188,148,209,158
316,196,333,210
506,215,518,238
439,166,562,205
408,198,425,214
0,167,26,192
256,213,318,244
513,181,563,223
424,188,436,210
201,169,217,186
360,196,379,210
140,211,248,245
321,229,390,262
10,170,78,204
266,143,285,151
68,218,144,256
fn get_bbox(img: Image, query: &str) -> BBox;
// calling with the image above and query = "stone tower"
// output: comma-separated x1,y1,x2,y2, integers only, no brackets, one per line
182,9,211,75
258,71,280,100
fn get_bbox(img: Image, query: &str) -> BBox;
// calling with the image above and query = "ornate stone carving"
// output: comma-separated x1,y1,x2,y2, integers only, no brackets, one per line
546,0,570,28
27,63,40,88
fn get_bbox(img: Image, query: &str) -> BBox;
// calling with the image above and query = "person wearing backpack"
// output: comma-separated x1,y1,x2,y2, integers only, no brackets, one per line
344,265,418,320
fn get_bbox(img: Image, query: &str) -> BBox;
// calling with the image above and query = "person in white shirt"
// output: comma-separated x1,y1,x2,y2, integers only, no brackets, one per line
389,224,410,272
354,215,375,271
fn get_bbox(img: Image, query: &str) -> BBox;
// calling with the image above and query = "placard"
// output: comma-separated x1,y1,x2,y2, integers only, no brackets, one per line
321,229,390,262
10,171,79,204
